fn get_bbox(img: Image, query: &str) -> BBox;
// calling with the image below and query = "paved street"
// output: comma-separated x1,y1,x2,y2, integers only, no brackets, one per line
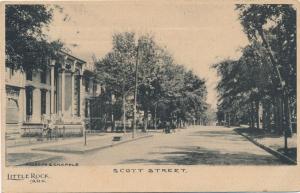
37,126,285,165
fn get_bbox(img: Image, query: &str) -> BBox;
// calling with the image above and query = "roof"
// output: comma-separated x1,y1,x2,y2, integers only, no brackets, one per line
59,50,86,64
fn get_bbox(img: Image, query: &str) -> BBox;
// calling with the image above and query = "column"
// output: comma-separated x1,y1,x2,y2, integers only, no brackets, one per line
61,68,65,117
50,60,55,116
23,88,27,122
71,72,74,117
79,74,83,118
22,72,27,123
57,73,61,115
32,88,40,122
46,89,51,115
18,88,25,127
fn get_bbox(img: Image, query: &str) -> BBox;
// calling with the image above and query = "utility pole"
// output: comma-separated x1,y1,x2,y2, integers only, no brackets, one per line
132,40,140,139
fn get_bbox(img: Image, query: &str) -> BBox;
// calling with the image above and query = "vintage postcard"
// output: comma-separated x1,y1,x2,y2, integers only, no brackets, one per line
1,0,300,192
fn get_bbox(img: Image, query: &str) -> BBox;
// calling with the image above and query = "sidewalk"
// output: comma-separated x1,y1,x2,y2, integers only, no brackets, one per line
234,127,297,164
5,131,154,166
6,133,106,148
32,132,153,154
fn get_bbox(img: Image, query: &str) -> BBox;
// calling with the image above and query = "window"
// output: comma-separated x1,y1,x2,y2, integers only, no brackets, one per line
9,67,14,79
93,82,97,95
40,69,47,84
26,70,32,81
85,100,89,117
41,90,47,115
85,78,89,92
26,87,33,115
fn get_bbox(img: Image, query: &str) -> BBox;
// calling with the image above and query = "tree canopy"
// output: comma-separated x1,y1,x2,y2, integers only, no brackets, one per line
95,32,209,130
215,4,296,133
5,5,64,71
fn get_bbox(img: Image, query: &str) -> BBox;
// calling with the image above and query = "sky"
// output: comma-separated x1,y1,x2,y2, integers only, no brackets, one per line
46,1,249,110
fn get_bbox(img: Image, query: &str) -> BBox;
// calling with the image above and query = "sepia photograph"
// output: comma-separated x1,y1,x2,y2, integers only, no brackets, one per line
3,1,297,168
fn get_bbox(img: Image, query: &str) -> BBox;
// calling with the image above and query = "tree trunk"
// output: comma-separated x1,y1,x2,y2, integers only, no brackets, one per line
122,94,126,133
228,113,231,127
259,29,292,136
111,111,115,132
255,99,260,129
258,29,283,87
110,94,115,132
251,101,255,129
283,92,291,151
143,108,148,132
154,104,157,130
262,103,266,129
273,97,279,132
248,110,252,128
278,96,284,134
248,109,251,128
283,92,292,135
266,109,271,131
274,96,283,134
263,101,271,131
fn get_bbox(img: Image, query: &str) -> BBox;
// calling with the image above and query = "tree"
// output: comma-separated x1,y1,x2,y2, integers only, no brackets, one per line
136,34,161,131
215,5,296,145
96,32,209,132
213,42,273,128
156,60,208,127
96,32,136,132
181,70,207,124
236,4,296,142
5,5,64,71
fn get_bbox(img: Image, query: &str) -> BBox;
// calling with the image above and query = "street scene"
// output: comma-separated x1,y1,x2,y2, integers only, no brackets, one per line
4,3,297,166
7,125,295,165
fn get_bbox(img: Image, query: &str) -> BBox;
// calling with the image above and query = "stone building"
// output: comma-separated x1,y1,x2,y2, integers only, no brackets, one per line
5,51,101,141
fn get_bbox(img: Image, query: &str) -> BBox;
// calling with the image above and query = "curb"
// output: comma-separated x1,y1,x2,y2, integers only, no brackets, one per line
11,155,63,166
84,134,154,154
234,130,297,165
7,135,107,148
33,134,153,154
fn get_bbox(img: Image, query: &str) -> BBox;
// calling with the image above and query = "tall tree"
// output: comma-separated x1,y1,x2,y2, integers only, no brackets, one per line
96,32,136,132
236,4,296,138
213,42,273,129
96,32,209,131
5,5,64,71
136,34,161,131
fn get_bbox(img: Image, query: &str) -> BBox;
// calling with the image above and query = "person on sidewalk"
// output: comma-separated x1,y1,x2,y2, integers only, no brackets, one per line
171,120,176,133
165,120,171,134
46,117,55,141
42,119,48,140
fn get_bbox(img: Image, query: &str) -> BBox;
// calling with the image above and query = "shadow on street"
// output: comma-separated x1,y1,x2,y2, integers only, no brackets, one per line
119,145,286,165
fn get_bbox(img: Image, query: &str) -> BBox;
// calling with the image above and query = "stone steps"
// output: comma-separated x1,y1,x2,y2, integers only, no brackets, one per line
6,124,21,141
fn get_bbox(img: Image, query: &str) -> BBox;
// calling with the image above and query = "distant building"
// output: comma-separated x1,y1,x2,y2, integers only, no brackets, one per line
5,51,102,141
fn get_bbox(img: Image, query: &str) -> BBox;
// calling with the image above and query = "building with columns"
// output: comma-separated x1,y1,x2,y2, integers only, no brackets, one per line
5,51,101,141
